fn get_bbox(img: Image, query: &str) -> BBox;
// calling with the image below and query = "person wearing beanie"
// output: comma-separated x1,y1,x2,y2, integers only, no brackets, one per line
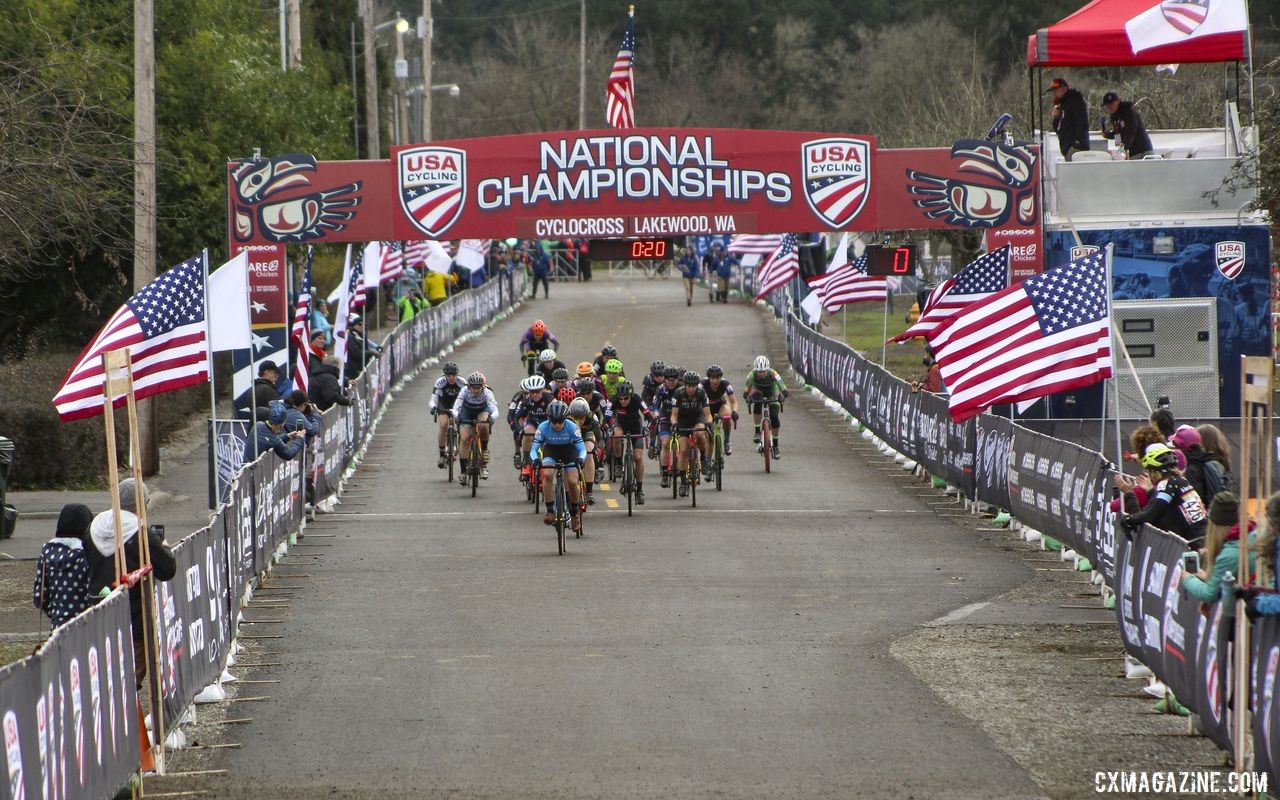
1171,424,1231,507
244,399,306,463
32,503,94,627
1182,491,1255,604
1118,442,1208,547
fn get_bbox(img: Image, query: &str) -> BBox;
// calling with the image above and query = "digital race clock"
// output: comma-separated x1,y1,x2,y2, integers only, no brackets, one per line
862,244,918,277
589,238,679,261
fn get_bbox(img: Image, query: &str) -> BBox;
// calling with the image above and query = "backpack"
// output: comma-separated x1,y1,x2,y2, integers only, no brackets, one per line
33,538,91,627
1201,460,1232,506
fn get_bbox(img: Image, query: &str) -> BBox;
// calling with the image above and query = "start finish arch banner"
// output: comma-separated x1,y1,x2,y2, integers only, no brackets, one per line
227,128,877,245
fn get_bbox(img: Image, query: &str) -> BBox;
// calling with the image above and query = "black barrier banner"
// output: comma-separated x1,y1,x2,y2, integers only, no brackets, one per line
1253,616,1280,789
1192,596,1232,750
1089,474,1119,587
974,414,1014,511
1009,427,1106,558
0,590,139,800
912,389,974,497
154,525,231,730
208,419,250,508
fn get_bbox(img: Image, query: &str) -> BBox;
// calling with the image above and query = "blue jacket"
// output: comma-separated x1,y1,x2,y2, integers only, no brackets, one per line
283,406,322,443
715,254,735,279
533,252,551,277
530,419,586,463
244,422,304,463
310,308,333,345
679,254,700,279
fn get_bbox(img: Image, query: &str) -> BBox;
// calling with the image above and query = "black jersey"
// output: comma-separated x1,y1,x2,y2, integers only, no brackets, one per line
641,374,662,404
671,386,709,426
516,393,551,426
701,378,734,407
431,376,465,413
612,396,650,432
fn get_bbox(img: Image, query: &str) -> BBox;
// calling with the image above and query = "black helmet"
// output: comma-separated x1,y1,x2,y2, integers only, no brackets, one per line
662,366,680,379
552,367,569,381
442,361,458,375
574,377,596,395
466,371,486,387
601,345,618,358
706,364,723,377
617,380,634,397
547,399,569,422
683,371,700,385
650,360,665,374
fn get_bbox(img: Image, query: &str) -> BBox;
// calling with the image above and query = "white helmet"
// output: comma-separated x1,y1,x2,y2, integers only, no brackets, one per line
539,349,557,363
568,397,591,418
753,355,771,372
522,375,546,392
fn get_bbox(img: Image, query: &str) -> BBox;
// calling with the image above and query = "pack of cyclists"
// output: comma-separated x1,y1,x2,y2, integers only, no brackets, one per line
430,329,786,527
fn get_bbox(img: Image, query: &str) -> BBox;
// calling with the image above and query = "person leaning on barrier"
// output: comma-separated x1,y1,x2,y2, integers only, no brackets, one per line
344,314,381,380
244,400,306,463
1170,425,1232,509
284,390,322,443
309,355,352,412
33,503,94,628
1182,492,1255,607
85,479,176,687
1240,492,1280,616
1117,443,1208,548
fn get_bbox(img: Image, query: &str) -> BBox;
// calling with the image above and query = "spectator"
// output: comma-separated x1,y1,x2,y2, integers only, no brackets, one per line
308,329,328,370
85,479,177,687
32,503,94,628
1243,492,1280,615
914,349,943,394
678,247,700,306
309,355,353,412
283,389,322,443
310,298,333,345
714,249,735,303
1196,424,1234,476
1047,77,1090,161
396,288,426,323
345,314,380,380
1171,425,1232,508
244,400,307,462
425,270,454,307
1182,492,1254,606
249,360,282,419
1101,91,1153,159
1149,407,1176,439
576,238,592,282
494,244,515,304
530,249,551,299
1118,443,1208,548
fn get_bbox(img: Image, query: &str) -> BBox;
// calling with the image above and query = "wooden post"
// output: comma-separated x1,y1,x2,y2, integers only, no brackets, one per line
287,0,302,68
134,0,159,475
361,0,379,158
420,0,432,142
578,0,586,130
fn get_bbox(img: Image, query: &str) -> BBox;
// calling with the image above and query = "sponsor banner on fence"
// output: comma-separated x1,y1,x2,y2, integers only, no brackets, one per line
1253,615,1280,789
974,414,1015,511
1009,426,1107,557
911,389,975,498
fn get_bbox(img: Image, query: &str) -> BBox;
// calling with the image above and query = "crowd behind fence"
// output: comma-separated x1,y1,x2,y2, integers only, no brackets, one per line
0,271,526,800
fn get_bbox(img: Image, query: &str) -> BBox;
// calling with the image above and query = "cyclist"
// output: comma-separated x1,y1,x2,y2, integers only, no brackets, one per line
531,400,587,532
515,375,552,480
641,360,665,405
702,364,739,457
591,345,619,377
576,361,605,396
533,349,566,386
652,365,681,486
611,381,651,504
743,355,788,459
568,397,601,505
428,361,465,469
551,367,574,397
507,376,539,467
670,371,712,497
600,358,626,400
454,371,499,482
519,320,559,375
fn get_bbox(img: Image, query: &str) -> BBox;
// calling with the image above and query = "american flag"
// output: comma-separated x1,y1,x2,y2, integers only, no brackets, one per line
816,255,887,310
754,234,799,300
605,12,636,129
888,245,1010,343
932,248,1112,423
728,234,783,255
379,241,405,283
349,247,367,311
290,247,314,394
53,255,210,422
403,239,431,268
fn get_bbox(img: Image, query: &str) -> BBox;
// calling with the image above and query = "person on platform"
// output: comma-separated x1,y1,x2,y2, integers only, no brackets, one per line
310,298,333,345
1101,91,1153,159
1047,77,1090,161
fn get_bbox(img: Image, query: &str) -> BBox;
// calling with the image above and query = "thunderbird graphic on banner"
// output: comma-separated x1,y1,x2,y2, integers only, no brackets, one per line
905,140,1037,228
1125,0,1247,54
800,138,871,229
399,146,467,238
229,153,363,244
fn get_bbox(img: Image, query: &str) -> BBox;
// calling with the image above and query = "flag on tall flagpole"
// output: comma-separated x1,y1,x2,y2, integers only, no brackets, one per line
727,234,783,255
349,246,367,311
456,240,489,273
605,8,636,129
379,241,406,283
754,233,799,300
333,245,355,367
403,239,430,268
931,248,1112,423
206,251,252,352
53,255,210,422
290,247,314,394
818,255,887,310
888,245,1010,344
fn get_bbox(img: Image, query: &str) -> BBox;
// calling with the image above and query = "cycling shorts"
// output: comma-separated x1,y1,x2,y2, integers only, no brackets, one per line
538,443,580,469
457,405,491,427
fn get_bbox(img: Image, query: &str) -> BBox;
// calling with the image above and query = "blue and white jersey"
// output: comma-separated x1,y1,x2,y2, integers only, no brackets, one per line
452,386,499,418
530,419,586,463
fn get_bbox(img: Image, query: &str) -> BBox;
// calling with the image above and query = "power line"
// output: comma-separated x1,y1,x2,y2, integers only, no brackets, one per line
435,0,580,22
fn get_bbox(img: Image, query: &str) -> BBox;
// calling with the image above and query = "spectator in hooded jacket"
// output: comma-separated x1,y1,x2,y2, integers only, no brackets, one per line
1047,77,1090,161
283,390,322,443
309,355,352,412
244,400,306,462
33,503,94,627
1182,492,1254,605
1171,425,1232,508
1101,91,1153,159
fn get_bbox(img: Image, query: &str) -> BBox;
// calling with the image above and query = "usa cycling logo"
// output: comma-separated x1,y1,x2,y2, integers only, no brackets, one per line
1071,244,1100,260
398,146,466,238
801,138,870,229
1214,240,1245,279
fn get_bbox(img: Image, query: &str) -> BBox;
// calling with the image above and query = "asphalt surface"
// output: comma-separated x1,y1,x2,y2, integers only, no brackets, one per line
198,274,1045,798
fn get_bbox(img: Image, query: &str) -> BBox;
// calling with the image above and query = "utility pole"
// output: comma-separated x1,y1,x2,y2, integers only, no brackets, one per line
287,0,302,68
134,0,159,474
578,0,586,129
421,0,433,141
362,0,379,158
278,0,287,71
394,28,408,145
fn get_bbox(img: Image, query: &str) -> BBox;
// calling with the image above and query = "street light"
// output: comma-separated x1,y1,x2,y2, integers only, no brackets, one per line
406,83,460,97
359,9,412,158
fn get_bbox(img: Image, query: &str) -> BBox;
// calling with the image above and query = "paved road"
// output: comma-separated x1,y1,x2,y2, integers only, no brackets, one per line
203,275,1044,798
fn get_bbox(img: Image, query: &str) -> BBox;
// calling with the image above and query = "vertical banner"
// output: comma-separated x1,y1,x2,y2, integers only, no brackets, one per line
230,244,289,419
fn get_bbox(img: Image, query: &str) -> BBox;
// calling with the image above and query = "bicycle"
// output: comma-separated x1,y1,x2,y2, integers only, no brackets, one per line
709,415,731,492
617,432,644,517
545,461,579,555
438,411,459,483
750,397,784,474
684,431,703,508
523,350,539,376
667,433,681,499
464,435,481,497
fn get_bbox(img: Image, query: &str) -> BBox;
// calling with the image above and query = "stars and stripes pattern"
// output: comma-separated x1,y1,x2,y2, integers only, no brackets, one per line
349,247,367,311
290,248,314,394
53,256,210,422
814,255,887,310
605,13,636,129
1161,0,1209,34
379,241,405,283
754,233,800,300
888,245,1011,343
404,182,464,237
727,234,783,255
931,248,1112,423
403,239,431,268
805,172,868,230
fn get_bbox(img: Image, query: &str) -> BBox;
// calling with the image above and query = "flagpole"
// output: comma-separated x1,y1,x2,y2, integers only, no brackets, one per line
1105,243,1123,466
202,249,220,509
880,295,889,366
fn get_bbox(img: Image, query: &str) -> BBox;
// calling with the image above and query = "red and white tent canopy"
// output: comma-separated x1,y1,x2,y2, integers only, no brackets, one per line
1026,0,1250,67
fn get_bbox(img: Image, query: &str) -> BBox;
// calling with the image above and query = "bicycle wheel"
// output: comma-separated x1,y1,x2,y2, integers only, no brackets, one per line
446,425,457,482
762,419,772,474
555,473,567,555
469,440,480,498
534,466,543,513
690,448,699,508
624,448,635,517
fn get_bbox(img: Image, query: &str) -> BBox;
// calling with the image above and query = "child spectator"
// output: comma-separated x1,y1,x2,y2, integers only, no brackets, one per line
33,503,94,627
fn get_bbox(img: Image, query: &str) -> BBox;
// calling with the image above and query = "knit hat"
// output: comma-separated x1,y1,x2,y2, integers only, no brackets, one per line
1208,491,1239,526
55,503,93,540
1171,425,1201,450
118,478,148,513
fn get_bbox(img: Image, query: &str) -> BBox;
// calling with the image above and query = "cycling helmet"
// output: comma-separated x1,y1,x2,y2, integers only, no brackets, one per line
442,361,459,375
539,348,557,363
547,400,570,422
552,368,570,382
1140,443,1178,472
616,380,635,397
532,320,546,336
524,375,546,391
576,361,595,377
683,371,701,385
604,358,623,375
706,364,723,378
753,355,771,372
556,387,577,404
601,345,618,358
574,378,596,395
467,371,485,387
650,360,665,375
662,366,680,379
568,398,591,418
